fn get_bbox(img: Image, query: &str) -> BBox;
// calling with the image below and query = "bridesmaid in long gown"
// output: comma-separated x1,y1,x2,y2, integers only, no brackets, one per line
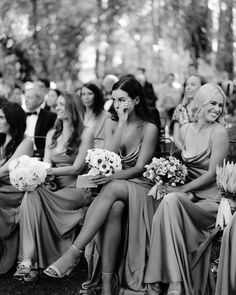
215,212,236,295
14,92,94,282
144,83,229,295
0,102,33,274
44,78,159,295
80,83,110,148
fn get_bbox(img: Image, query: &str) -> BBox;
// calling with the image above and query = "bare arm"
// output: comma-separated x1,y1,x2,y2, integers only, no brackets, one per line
178,125,229,193
103,119,122,153
0,137,33,178
49,128,94,176
173,122,183,150
43,129,54,164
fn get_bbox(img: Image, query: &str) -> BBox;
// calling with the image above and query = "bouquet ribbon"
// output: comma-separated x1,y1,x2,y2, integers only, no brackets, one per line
215,197,233,229
148,183,167,200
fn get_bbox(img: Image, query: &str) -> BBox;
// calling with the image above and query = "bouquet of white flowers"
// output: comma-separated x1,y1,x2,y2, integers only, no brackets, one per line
9,155,50,192
215,160,236,229
143,156,188,200
76,148,122,188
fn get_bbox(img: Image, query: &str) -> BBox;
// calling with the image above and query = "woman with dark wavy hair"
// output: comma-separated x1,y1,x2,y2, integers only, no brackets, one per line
14,92,94,282
80,83,110,148
44,78,159,295
0,102,33,274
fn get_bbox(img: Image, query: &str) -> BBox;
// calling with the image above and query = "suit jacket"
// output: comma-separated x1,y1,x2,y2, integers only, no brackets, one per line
143,81,157,109
34,109,57,158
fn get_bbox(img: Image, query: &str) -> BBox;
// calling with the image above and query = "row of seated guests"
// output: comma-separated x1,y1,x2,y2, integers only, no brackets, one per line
0,82,110,276
0,78,233,295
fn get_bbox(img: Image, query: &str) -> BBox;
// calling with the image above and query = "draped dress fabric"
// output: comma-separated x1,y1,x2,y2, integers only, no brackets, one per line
18,151,92,269
0,175,25,274
215,212,236,295
144,126,220,295
82,123,158,295
85,110,110,149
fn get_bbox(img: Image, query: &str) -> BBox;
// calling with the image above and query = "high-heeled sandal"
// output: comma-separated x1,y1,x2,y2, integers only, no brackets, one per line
43,245,83,278
167,282,182,295
23,269,39,282
13,260,32,280
102,272,119,295
147,283,163,295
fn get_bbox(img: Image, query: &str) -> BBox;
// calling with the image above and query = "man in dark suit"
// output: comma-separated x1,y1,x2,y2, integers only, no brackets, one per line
24,86,57,159
135,67,157,109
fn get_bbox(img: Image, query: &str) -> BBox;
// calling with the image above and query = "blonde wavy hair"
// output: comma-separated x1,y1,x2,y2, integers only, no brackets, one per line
190,83,228,125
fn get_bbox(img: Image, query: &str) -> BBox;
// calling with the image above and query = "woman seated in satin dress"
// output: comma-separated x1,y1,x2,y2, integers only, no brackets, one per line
144,83,229,295
14,92,95,282
43,78,159,295
0,102,33,274
80,83,110,148
215,212,236,295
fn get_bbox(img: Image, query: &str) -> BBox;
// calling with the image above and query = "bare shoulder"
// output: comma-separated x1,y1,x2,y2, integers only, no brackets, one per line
46,129,55,139
212,123,228,138
144,122,158,134
102,110,111,119
22,136,34,147
81,126,94,141
105,118,116,130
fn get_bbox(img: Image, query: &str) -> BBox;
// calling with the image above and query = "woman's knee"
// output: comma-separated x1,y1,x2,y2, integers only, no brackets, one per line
107,201,125,220
100,180,127,200
163,192,183,205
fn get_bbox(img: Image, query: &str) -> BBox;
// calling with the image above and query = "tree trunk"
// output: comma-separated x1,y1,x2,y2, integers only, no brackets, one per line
215,0,234,79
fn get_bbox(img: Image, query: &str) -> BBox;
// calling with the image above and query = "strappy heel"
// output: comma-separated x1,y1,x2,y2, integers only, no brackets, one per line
102,272,119,295
146,283,163,295
13,260,32,280
43,245,83,278
167,282,182,295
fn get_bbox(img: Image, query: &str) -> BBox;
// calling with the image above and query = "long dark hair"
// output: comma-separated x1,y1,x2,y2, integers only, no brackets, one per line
112,78,154,124
81,83,104,116
49,91,84,155
0,102,26,161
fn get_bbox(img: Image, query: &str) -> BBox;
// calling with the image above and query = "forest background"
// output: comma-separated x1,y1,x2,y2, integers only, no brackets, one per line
0,0,235,89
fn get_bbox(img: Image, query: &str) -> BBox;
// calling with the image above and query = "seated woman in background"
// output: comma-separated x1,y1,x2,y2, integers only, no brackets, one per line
14,92,94,282
0,102,33,274
45,88,61,113
171,75,204,151
44,78,159,295
144,83,229,295
80,83,110,148
215,212,236,295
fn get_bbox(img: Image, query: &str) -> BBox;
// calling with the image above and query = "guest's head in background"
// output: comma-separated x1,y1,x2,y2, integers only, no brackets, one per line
102,75,119,101
9,86,24,105
182,75,205,105
45,89,61,113
24,87,44,112
80,83,104,119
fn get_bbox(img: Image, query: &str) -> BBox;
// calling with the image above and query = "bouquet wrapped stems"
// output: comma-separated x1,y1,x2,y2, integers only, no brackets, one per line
148,183,167,200
215,160,236,229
